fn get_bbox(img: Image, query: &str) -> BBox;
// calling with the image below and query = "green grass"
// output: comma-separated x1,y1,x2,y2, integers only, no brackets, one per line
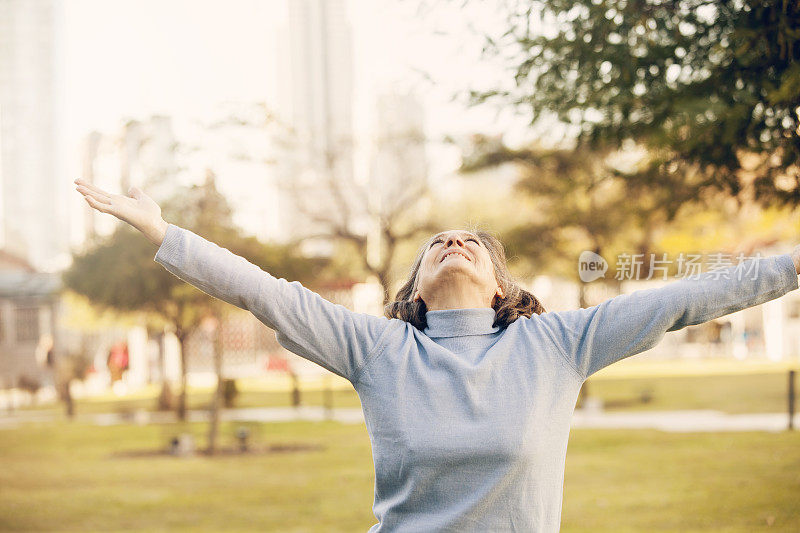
0,421,376,532
562,429,800,532
1,421,799,531
585,371,796,413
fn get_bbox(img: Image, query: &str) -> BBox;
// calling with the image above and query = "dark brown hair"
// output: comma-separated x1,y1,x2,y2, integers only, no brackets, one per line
384,226,547,331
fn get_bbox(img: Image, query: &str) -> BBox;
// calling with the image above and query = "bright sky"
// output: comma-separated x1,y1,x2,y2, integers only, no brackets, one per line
62,0,539,240
63,0,532,138
63,0,281,138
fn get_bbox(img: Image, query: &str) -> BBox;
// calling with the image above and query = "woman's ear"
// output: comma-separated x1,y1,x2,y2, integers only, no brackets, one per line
413,291,421,302
496,287,504,299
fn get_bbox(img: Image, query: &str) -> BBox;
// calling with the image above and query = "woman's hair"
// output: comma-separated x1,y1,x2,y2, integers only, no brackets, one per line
384,227,547,331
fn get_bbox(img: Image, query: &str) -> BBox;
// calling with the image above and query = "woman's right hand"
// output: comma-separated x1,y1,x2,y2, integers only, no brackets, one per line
75,178,169,246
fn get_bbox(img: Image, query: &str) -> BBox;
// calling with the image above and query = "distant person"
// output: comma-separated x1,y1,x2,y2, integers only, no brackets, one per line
76,178,800,531
107,341,129,382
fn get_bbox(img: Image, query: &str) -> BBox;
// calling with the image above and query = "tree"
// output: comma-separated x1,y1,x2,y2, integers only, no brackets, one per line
207,98,441,306
278,111,442,304
283,146,440,305
200,308,225,455
462,0,800,206
54,347,93,419
461,135,705,289
460,135,710,406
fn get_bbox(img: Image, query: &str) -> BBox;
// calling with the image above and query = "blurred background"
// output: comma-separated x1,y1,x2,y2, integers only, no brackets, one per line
1,0,799,531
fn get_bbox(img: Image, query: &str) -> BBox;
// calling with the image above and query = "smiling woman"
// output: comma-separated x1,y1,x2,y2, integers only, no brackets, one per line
385,229,547,331
75,177,800,532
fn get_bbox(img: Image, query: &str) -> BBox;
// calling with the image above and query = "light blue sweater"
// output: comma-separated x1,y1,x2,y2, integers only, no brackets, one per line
154,223,799,531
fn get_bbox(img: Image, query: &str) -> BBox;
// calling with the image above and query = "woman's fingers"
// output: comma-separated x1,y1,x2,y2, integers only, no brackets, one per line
83,194,113,213
75,179,116,200
77,185,113,205
76,182,112,200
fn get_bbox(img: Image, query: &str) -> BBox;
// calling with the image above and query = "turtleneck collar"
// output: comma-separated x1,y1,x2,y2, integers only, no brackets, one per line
423,307,501,338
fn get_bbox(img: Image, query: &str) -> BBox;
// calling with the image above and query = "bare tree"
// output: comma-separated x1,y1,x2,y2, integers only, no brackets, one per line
199,99,441,306
277,95,440,305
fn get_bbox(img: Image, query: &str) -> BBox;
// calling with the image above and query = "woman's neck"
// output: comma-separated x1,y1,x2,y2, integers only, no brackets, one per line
423,287,494,311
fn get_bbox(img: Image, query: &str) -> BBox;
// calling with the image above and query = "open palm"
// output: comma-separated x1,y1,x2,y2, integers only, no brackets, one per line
75,178,168,246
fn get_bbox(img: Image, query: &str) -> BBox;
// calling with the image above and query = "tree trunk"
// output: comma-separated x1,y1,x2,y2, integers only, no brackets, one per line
175,329,189,422
323,374,333,420
156,331,175,411
62,379,74,419
290,371,301,407
206,312,224,456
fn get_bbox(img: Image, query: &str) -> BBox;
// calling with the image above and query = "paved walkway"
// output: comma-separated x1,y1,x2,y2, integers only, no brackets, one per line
571,409,799,433
2,406,798,432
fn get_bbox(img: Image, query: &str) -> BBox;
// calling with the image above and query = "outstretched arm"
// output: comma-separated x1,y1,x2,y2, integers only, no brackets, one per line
75,178,396,383
535,252,800,381
154,224,395,381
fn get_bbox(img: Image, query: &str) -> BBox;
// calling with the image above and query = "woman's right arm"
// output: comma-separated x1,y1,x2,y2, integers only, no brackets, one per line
75,179,398,383
154,223,398,382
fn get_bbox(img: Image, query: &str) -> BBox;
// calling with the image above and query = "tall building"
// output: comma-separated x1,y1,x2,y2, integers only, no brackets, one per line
276,0,358,255
0,0,69,273
365,92,429,267
370,92,428,201
119,116,179,205
78,116,179,245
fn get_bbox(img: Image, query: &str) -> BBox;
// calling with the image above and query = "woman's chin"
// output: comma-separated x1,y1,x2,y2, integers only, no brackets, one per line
434,269,478,286
439,259,472,271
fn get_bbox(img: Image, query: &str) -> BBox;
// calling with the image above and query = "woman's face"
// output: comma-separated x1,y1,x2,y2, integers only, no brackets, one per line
413,230,504,309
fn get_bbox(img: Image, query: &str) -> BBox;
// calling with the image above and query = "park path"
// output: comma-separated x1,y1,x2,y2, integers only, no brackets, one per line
1,406,798,432
570,409,798,432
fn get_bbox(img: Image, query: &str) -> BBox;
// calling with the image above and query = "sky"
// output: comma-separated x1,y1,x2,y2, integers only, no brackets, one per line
60,0,540,242
63,0,281,138
62,0,528,140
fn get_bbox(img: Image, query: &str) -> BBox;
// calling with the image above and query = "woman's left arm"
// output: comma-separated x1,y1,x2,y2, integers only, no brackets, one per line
536,252,800,381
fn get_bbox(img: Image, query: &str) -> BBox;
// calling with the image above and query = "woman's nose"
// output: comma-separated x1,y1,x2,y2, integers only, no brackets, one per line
445,236,465,248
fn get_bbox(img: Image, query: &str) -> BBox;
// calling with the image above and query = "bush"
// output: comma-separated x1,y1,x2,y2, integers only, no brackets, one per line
17,375,41,395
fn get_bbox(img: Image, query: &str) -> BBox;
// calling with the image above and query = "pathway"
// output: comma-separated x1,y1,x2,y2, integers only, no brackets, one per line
2,406,798,432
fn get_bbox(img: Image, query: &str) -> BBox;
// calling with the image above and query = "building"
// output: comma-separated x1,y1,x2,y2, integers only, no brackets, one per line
0,247,61,391
78,116,179,244
365,91,429,268
0,0,70,273
276,0,358,256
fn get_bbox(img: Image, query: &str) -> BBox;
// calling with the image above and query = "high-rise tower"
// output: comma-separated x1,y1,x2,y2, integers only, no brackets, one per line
0,0,68,272
276,0,357,254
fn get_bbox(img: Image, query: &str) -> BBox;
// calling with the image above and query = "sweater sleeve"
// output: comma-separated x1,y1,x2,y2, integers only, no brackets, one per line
153,223,393,383
536,253,799,381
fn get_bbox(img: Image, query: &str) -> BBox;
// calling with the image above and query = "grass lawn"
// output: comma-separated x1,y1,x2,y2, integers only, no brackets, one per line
584,358,800,413
584,371,796,413
1,421,798,532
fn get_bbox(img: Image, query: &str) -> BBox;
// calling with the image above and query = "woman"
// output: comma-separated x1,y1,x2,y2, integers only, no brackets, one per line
75,178,800,532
